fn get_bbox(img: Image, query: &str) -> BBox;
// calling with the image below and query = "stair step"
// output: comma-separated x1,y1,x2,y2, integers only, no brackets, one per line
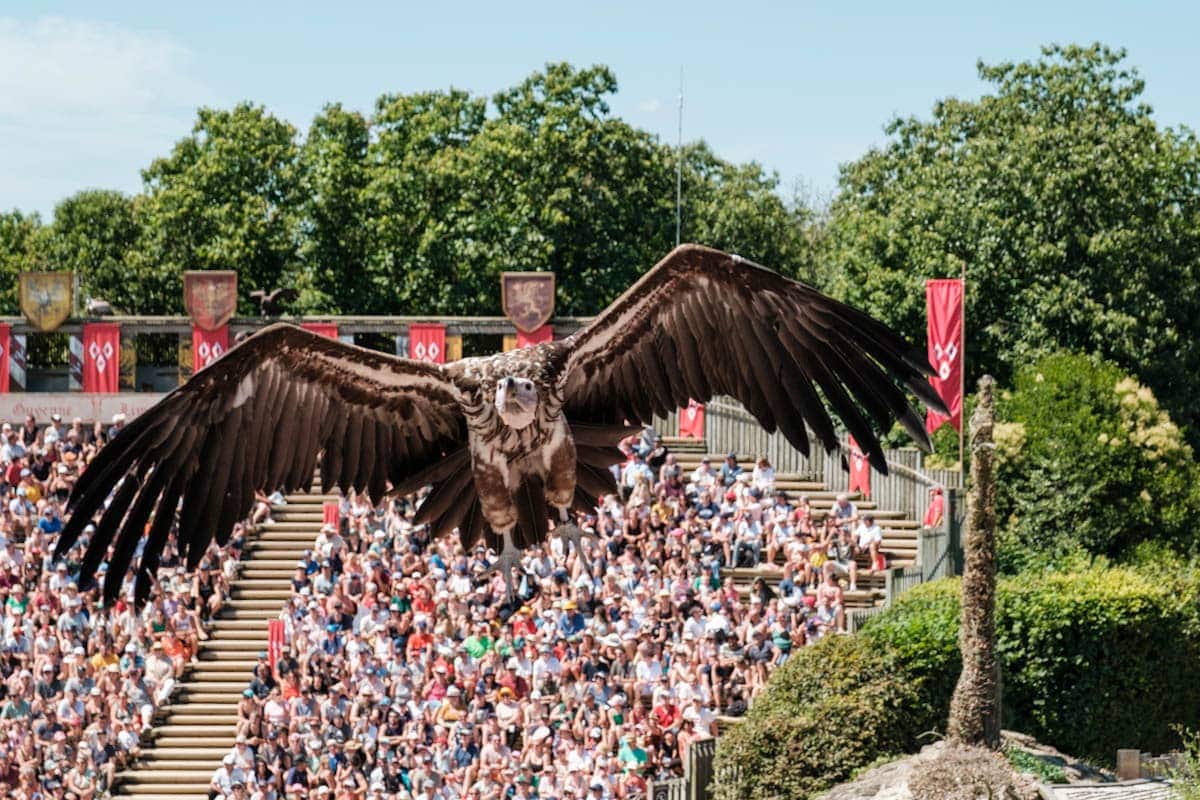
198,638,271,650
231,589,293,600
155,702,239,715
155,715,239,728
208,618,279,631
132,759,237,772
152,723,237,736
180,658,256,671
173,691,248,704
233,576,306,587
119,770,217,783
188,670,254,684
172,680,251,693
239,564,301,574
119,788,214,798
262,518,324,528
235,557,315,568
136,748,235,759
223,599,289,611
210,610,278,623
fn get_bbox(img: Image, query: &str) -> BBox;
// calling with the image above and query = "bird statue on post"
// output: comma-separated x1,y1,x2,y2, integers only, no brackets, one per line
250,287,300,316
86,298,115,316
57,245,947,604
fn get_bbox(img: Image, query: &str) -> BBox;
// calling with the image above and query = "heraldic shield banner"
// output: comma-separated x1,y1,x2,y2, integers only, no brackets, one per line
19,272,73,332
184,271,238,331
501,272,555,334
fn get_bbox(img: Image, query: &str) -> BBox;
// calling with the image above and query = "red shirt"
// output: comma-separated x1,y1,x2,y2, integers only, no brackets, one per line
652,702,680,729
406,631,433,655
923,495,945,528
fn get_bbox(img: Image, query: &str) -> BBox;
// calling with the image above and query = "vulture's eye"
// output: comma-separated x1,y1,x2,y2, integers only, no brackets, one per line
522,381,533,391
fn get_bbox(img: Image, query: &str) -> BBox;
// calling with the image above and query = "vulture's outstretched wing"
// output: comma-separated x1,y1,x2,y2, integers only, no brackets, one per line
560,244,947,471
58,323,465,602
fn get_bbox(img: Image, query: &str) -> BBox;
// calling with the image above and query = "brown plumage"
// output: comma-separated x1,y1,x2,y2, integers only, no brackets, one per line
59,244,946,602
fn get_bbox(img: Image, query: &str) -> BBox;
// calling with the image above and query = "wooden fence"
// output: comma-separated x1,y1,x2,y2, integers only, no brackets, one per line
648,777,687,800
666,397,963,518
647,737,720,800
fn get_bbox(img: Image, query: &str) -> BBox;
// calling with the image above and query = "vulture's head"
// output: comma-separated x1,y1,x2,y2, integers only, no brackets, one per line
494,375,539,429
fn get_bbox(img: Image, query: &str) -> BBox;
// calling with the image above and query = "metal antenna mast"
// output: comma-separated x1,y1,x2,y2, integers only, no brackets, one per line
675,67,684,247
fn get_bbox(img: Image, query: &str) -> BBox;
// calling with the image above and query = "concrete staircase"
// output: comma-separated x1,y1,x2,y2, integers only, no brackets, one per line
662,437,921,610
115,487,333,799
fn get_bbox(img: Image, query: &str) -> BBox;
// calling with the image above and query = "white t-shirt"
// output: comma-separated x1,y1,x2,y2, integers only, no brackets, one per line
855,522,883,549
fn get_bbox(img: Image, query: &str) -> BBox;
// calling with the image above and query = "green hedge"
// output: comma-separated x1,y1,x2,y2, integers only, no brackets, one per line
714,566,1200,799
712,634,927,800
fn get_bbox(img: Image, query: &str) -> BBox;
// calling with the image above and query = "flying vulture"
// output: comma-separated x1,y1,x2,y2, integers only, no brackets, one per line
250,287,300,316
57,244,947,602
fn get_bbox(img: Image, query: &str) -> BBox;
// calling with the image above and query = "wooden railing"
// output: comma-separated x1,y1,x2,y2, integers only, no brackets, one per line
0,314,593,338
647,736,720,800
671,397,963,512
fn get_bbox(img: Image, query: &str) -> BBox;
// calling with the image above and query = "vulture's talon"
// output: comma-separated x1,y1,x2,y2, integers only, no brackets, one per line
555,522,597,578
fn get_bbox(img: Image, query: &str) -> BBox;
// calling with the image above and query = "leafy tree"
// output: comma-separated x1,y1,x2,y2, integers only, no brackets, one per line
825,44,1200,438
299,104,372,313
0,210,44,312
130,102,304,313
356,63,813,317
39,190,151,312
994,351,1200,567
682,142,815,283
8,65,816,320
470,64,676,315
363,87,488,314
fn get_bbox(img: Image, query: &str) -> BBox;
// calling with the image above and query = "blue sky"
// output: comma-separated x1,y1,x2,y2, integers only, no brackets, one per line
2,1,1198,218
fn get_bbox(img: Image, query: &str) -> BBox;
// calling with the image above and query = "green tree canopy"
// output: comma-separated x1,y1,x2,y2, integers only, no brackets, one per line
2,64,812,324
825,43,1200,437
130,102,305,313
994,351,1200,567
40,190,149,312
0,210,43,313
299,103,372,313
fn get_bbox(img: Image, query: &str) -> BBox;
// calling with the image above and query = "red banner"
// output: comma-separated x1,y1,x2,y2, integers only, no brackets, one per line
848,435,870,499
516,324,553,349
301,322,338,339
408,323,446,363
323,502,339,528
82,323,120,394
925,279,964,434
267,620,285,672
0,324,9,393
192,325,229,372
679,399,705,439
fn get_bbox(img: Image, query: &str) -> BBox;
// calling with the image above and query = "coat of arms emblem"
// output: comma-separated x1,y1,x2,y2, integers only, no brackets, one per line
19,272,74,332
501,272,555,333
184,271,238,331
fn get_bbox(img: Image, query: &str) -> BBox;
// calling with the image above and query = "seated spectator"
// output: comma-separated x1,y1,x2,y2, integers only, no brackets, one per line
718,454,742,487
817,564,847,633
827,527,859,592
854,514,885,572
751,456,775,494
831,493,859,531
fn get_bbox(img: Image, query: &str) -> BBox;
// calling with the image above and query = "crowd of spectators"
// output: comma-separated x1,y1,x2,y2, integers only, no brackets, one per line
0,407,897,800
225,428,890,800
0,413,244,800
